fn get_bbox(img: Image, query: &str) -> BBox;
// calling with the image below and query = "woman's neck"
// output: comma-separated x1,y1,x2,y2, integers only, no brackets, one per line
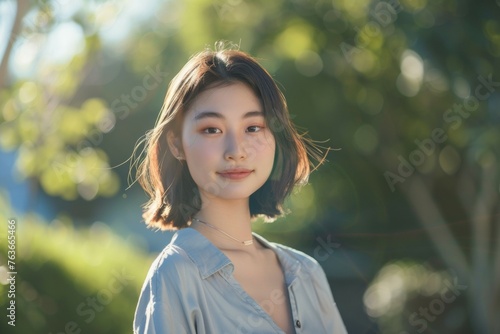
191,195,255,250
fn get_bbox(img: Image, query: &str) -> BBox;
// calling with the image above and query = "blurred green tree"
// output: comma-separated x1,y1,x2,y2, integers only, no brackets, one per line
1,0,124,201
1,0,499,333
0,194,151,334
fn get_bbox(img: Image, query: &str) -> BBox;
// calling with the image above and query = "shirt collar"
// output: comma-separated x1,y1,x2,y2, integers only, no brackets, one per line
171,228,233,279
253,233,302,285
171,228,301,283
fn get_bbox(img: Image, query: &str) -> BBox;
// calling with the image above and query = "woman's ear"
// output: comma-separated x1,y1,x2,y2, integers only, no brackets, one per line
167,131,184,160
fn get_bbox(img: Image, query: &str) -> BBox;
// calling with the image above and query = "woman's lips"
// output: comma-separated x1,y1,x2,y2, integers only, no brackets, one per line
217,169,253,180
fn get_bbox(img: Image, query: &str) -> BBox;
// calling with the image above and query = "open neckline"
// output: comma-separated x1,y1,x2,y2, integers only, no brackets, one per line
171,228,301,333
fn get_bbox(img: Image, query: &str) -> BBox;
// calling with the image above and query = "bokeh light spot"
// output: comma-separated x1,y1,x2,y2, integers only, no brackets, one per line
295,50,323,77
354,124,379,155
439,145,461,175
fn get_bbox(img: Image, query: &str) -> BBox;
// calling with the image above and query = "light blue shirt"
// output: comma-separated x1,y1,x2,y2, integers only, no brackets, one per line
134,228,347,334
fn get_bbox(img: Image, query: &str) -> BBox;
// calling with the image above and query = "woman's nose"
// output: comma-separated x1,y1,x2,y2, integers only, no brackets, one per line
224,132,247,161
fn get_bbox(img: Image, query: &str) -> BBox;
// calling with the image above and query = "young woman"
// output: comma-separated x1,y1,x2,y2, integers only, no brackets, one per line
133,46,347,334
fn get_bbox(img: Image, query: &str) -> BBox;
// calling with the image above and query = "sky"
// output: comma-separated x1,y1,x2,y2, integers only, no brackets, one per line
0,0,162,79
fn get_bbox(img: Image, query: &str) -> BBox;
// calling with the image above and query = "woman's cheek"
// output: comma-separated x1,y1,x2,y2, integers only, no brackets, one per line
193,141,218,159
183,134,213,157
257,132,275,155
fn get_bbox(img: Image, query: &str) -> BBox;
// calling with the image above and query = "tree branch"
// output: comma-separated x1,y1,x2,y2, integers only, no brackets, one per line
471,161,497,334
401,175,469,281
0,0,29,89
457,164,477,217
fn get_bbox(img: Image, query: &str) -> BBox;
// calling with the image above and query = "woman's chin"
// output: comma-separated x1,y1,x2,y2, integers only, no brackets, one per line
200,188,257,202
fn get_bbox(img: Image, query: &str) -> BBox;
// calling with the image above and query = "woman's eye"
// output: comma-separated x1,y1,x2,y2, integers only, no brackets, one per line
202,127,222,134
247,126,263,133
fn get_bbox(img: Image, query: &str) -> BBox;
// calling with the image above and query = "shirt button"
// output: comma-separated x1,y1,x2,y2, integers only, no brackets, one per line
295,320,301,328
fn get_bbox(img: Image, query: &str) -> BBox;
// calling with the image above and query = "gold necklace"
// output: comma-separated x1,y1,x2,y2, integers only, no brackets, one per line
192,218,254,246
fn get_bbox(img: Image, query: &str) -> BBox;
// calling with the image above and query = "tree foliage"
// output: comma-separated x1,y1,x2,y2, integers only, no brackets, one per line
1,0,499,333
0,195,151,334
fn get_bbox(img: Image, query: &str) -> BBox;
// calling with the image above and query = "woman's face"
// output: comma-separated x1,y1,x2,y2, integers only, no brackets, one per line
178,81,276,203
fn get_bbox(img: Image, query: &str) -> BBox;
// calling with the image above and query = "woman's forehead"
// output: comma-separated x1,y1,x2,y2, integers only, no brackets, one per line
186,82,262,118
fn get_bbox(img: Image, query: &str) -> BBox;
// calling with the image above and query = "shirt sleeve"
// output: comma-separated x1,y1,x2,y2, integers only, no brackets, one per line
133,252,202,334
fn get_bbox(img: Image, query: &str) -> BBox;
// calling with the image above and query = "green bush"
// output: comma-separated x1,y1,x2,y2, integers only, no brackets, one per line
0,197,152,334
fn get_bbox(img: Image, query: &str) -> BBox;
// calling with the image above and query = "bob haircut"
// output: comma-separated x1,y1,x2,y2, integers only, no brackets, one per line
136,46,324,230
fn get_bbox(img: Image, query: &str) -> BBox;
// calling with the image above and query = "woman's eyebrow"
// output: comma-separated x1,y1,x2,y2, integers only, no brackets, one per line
193,111,223,120
243,111,264,119
193,110,264,120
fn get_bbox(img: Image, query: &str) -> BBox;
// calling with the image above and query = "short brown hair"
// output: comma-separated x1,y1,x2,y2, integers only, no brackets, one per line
135,47,324,230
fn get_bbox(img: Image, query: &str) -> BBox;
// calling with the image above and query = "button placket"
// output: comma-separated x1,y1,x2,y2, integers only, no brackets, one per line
288,284,301,332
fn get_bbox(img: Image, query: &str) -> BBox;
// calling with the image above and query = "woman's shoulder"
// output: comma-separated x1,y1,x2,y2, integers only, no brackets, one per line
145,230,203,281
152,240,196,271
144,241,197,287
145,228,231,281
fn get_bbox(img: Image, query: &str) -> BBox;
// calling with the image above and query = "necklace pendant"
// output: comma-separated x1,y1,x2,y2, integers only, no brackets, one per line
243,240,254,246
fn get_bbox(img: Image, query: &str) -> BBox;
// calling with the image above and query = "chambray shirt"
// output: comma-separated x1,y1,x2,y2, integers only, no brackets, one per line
134,228,347,334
